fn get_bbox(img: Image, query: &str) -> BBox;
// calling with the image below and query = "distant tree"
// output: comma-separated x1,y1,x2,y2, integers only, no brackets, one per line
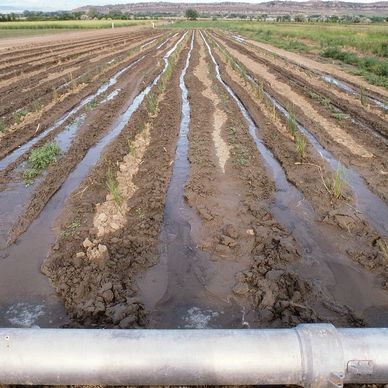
294,14,306,22
185,9,199,21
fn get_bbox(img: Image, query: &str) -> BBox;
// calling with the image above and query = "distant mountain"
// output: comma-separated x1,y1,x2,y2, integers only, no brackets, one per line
74,1,388,17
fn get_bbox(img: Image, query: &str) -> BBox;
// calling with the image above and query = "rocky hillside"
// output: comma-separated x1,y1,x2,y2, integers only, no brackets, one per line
74,1,388,17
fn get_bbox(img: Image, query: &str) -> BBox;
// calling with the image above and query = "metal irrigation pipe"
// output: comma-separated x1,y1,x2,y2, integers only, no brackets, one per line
0,324,387,386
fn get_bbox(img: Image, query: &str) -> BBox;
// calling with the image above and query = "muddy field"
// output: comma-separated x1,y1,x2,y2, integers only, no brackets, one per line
0,27,387,330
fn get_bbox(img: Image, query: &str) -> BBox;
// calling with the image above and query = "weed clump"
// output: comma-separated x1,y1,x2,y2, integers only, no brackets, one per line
62,219,81,237
330,163,346,199
23,142,60,185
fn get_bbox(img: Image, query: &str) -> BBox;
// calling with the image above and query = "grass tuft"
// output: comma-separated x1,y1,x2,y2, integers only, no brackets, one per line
331,163,346,199
287,111,297,137
106,165,122,207
295,134,306,159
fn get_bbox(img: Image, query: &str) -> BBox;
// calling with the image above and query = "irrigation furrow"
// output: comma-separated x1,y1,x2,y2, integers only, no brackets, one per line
0,34,177,164
201,31,388,325
0,33,165,119
0,31,154,76
210,35,388,234
218,33,388,141
228,32,388,104
0,31,188,328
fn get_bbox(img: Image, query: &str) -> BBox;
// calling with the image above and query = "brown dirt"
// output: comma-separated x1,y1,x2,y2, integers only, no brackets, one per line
211,43,387,286
41,36,189,327
8,51,163,242
182,33,363,327
0,29,386,334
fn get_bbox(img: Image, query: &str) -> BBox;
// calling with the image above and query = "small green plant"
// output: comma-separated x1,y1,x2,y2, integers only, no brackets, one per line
23,142,60,185
331,112,350,121
295,134,306,159
287,111,297,137
31,100,43,113
146,93,157,115
308,91,320,100
320,97,332,109
360,87,368,107
127,140,136,157
13,110,28,124
62,219,81,237
331,163,346,199
106,165,122,206
0,118,5,133
377,238,388,262
52,89,59,102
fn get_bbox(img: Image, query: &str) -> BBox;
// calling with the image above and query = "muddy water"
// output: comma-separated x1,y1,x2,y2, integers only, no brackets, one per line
0,116,87,249
202,32,388,326
138,34,251,329
0,34,187,328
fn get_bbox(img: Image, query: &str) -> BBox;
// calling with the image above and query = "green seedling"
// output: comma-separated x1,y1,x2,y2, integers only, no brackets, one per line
62,219,81,237
331,163,346,199
106,165,122,207
296,134,306,159
287,111,297,137
331,112,350,121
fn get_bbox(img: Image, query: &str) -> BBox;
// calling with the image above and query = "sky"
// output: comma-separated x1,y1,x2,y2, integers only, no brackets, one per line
0,0,383,12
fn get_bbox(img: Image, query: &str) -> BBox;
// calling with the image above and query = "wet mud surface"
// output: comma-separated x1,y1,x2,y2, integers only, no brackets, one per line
0,28,387,332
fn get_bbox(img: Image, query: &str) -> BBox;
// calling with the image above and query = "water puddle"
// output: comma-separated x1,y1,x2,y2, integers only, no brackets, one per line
0,32,188,328
137,33,250,329
202,31,388,326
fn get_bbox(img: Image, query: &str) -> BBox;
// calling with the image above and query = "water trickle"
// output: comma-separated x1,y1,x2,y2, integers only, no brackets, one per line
322,75,388,111
202,31,388,326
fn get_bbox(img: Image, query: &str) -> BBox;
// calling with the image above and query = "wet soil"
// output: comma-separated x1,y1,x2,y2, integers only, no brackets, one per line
0,28,387,332
40,35,190,327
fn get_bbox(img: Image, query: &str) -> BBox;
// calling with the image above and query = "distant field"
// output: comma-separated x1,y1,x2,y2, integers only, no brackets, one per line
171,20,388,86
0,19,149,30
172,20,388,55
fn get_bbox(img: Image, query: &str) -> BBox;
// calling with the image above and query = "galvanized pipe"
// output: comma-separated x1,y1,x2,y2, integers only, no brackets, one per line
0,324,387,387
